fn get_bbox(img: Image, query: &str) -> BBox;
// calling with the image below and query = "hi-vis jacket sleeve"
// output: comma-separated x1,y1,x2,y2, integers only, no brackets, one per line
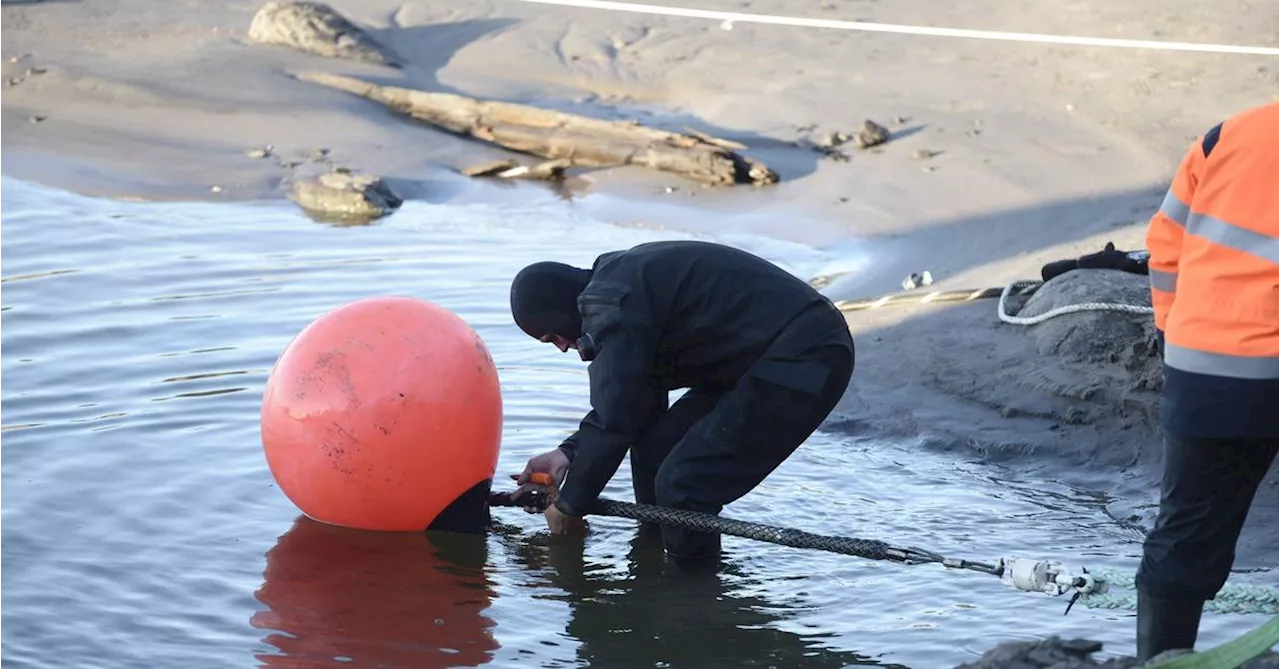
1146,135,1207,333
555,281,663,516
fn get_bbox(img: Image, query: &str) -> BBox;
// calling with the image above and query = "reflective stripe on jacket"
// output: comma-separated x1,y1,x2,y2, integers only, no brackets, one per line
1145,102,1279,438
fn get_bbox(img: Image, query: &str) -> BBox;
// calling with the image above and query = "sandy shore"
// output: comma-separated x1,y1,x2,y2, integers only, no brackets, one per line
3,0,1278,640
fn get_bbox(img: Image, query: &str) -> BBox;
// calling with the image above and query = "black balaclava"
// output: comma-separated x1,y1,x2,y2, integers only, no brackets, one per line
509,261,593,340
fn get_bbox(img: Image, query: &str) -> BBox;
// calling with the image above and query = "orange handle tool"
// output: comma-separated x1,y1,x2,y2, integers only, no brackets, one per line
529,472,554,487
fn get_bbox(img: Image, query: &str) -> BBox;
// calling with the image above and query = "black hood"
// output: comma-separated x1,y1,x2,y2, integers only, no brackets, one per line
509,261,592,340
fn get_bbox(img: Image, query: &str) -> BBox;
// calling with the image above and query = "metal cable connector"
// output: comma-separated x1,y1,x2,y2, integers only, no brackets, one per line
998,557,1106,614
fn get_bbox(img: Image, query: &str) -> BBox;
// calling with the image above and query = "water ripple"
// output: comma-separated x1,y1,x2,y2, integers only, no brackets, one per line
1,176,1269,668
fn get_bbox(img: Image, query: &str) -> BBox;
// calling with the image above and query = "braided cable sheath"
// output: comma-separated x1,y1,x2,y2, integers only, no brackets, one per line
489,493,1278,613
491,493,996,570
591,498,899,561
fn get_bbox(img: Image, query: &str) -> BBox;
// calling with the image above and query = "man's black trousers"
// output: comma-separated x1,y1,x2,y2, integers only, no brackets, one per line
1137,435,1278,601
628,310,854,560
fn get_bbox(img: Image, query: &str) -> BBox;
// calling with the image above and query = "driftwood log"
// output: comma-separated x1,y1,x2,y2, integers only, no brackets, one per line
296,71,779,187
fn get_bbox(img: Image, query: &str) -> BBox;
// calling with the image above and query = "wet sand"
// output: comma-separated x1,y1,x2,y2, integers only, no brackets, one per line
3,0,1278,651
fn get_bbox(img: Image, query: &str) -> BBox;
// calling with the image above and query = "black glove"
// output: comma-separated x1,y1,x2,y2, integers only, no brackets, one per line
1041,242,1150,282
1077,242,1149,274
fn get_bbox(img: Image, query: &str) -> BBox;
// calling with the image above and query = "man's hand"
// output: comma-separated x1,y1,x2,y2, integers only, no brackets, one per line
512,448,588,536
513,448,571,513
544,502,589,537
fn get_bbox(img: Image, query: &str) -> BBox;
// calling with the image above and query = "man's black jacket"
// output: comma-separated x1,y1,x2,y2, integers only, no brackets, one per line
554,240,851,515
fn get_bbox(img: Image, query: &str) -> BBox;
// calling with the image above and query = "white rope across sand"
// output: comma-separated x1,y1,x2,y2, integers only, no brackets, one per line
511,0,1280,56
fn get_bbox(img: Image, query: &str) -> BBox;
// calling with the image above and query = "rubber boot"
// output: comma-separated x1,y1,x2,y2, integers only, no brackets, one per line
661,525,722,573
1136,591,1204,662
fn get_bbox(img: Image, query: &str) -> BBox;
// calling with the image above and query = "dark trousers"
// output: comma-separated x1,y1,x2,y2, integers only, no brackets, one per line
629,341,854,560
1136,435,1278,601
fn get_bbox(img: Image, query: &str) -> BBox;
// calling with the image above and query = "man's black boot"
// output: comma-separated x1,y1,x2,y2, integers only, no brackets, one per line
1136,591,1204,662
662,526,722,573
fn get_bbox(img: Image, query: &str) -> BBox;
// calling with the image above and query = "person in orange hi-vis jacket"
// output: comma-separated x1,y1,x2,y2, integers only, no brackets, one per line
1136,101,1279,661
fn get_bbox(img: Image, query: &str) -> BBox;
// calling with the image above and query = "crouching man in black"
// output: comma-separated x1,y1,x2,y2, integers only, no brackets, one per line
509,240,854,564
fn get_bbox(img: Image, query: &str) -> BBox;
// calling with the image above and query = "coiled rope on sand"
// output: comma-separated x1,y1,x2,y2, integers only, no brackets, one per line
830,278,1154,325
994,279,1154,325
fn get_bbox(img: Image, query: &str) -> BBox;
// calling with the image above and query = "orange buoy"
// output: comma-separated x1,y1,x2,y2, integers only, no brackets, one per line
260,296,502,532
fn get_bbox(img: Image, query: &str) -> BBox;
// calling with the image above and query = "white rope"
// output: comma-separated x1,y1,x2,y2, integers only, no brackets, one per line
997,279,1153,326
510,0,1280,56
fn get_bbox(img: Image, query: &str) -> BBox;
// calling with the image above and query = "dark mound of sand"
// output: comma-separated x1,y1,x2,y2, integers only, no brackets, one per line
955,635,1279,668
1016,269,1161,394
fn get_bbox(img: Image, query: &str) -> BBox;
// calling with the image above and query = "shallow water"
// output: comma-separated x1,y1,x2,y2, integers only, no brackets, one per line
1,176,1269,668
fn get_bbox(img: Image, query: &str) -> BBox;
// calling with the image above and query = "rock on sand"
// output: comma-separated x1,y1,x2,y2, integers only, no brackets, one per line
248,1,401,67
287,170,402,223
